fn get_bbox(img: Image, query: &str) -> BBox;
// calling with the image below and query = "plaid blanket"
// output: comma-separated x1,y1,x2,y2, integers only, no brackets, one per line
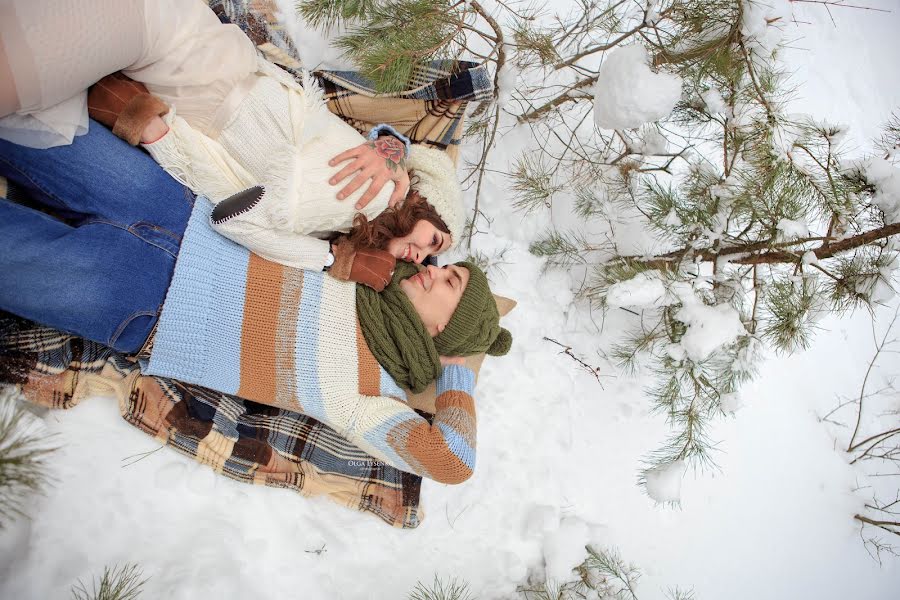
209,0,492,163
0,0,493,529
0,314,425,528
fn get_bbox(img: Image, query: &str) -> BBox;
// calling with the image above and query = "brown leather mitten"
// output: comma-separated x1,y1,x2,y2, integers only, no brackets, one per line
87,72,169,145
329,237,396,292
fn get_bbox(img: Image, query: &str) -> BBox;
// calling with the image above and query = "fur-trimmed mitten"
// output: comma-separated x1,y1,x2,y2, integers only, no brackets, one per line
87,72,170,145
328,237,396,292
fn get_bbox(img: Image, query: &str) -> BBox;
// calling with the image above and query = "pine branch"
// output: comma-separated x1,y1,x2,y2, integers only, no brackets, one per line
70,564,148,600
614,222,900,269
408,574,474,600
0,388,58,527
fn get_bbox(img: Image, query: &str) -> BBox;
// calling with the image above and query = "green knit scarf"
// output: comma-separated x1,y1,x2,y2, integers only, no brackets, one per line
355,262,442,393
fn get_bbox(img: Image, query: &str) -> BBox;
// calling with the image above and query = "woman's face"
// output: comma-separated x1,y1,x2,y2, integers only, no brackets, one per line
399,264,470,336
386,220,451,263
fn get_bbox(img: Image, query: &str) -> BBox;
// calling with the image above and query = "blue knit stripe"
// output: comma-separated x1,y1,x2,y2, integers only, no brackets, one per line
206,241,250,396
436,364,475,396
378,365,407,401
295,270,325,421
435,421,475,469
147,198,248,394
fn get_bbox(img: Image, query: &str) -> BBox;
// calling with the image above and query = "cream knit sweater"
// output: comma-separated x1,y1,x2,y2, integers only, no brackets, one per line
0,0,394,270
142,54,395,271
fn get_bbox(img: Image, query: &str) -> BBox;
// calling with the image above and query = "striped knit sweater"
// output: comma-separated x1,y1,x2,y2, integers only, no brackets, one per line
146,198,476,484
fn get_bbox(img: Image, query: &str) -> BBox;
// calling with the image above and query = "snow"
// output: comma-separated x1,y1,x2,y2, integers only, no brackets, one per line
863,158,900,222
605,271,671,309
644,460,687,504
776,217,810,240
719,392,743,414
3,1,900,599
740,0,791,56
496,52,518,109
540,514,604,583
636,126,668,155
592,44,683,130
701,88,726,114
674,289,747,362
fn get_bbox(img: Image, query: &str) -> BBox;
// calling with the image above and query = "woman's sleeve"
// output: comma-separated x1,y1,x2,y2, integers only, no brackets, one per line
344,365,477,484
141,111,255,200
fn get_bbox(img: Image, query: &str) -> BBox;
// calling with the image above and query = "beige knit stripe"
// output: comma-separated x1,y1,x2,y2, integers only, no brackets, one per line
386,420,432,479
432,406,476,450
275,268,304,411
314,276,360,429
355,319,381,396
434,390,477,451
238,254,283,404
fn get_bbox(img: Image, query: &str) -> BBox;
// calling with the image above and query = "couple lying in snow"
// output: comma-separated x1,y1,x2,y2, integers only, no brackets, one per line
0,0,511,485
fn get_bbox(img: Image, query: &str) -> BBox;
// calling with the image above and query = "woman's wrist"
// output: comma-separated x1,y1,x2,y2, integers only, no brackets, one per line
140,116,170,144
322,242,336,271
366,124,411,160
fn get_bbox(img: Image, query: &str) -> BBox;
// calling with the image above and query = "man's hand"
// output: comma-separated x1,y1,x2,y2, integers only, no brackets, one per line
328,138,410,210
440,356,466,367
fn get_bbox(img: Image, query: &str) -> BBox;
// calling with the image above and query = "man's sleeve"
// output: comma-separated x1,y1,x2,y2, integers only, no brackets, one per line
345,365,476,484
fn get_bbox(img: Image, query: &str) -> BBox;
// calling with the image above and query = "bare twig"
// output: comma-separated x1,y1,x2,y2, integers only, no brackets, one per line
848,304,900,451
543,337,604,385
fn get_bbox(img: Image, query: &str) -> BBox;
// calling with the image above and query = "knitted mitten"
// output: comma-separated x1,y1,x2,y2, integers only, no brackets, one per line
87,73,170,145
210,186,332,269
329,237,396,292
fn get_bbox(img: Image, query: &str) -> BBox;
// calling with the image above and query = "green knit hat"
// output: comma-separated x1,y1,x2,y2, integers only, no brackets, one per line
433,261,513,357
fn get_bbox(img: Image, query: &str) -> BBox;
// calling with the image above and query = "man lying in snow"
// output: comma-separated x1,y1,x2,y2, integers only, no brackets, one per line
145,197,512,485
0,118,511,485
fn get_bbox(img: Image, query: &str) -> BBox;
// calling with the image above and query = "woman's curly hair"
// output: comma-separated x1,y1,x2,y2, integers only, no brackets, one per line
344,189,450,252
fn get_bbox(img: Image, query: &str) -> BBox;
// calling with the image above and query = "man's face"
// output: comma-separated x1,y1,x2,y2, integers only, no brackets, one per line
399,264,470,336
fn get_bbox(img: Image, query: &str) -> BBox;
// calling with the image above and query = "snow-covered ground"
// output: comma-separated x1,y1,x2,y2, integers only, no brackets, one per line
2,1,899,599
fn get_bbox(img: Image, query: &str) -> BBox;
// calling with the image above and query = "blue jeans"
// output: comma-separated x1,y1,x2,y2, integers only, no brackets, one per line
0,119,194,353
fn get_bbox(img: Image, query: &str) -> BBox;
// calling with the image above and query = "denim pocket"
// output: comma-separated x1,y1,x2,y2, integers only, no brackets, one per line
109,310,157,354
129,222,182,257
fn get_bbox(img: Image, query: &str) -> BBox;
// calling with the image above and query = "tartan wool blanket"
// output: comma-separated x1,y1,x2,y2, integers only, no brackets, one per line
0,0,492,529
209,0,492,164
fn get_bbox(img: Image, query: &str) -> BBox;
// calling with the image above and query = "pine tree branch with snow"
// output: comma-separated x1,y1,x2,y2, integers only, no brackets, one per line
0,386,57,528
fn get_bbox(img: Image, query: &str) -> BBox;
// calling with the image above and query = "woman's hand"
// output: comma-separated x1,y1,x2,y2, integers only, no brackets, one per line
439,355,466,367
328,237,396,292
328,138,410,210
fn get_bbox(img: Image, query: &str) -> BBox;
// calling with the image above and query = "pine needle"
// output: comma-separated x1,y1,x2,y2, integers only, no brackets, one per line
70,563,148,600
0,386,58,527
407,574,474,600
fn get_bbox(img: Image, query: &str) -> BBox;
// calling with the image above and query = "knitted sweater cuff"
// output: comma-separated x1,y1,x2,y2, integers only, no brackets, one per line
367,123,412,159
436,364,475,396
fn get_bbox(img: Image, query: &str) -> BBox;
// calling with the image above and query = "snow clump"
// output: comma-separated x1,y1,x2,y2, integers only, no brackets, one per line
593,44,682,130
645,460,687,503
636,126,668,155
862,158,900,222
701,88,726,114
673,287,747,361
605,271,673,309
740,0,790,56
776,218,809,240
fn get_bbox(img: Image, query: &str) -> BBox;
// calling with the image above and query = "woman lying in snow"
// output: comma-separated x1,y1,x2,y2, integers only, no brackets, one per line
0,121,512,485
0,0,466,289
